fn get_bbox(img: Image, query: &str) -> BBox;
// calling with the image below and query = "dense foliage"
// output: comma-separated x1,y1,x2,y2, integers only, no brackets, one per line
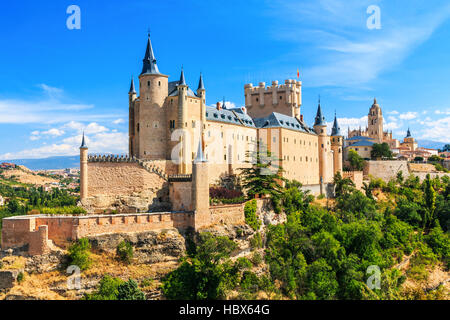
116,240,134,264
347,149,365,171
163,172,449,300
84,275,145,300
371,143,393,159
67,238,92,271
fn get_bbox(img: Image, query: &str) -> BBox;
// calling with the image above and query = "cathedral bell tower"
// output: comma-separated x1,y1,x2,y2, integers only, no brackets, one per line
368,98,383,143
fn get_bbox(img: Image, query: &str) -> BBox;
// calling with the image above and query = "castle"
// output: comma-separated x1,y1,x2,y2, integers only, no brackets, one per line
78,34,344,214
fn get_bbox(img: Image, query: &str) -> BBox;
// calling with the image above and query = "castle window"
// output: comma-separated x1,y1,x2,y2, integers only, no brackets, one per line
322,144,324,148
153,121,159,128
256,98,259,102
147,80,150,87
158,81,161,86
169,120,175,129
224,154,227,160
137,123,140,132
306,156,308,162
192,120,196,128
280,96,282,99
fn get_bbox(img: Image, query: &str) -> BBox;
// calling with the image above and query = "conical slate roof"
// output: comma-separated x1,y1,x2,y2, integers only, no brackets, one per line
314,98,326,126
140,34,160,75
331,112,341,136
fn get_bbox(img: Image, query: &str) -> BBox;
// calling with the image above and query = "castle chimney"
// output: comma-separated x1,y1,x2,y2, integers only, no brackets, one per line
216,102,221,110
300,114,303,122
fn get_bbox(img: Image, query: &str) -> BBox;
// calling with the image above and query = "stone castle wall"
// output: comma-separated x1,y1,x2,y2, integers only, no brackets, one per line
364,160,409,181
343,171,364,190
85,160,177,212
1,212,194,254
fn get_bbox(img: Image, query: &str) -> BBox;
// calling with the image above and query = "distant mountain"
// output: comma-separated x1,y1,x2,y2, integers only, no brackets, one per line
0,156,80,170
416,140,449,150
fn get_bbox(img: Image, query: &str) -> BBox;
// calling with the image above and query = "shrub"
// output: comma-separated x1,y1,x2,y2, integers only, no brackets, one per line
17,272,25,283
244,200,261,231
209,187,243,200
84,275,145,300
317,194,325,200
117,279,146,300
250,232,263,249
116,240,134,264
251,252,263,266
67,238,92,271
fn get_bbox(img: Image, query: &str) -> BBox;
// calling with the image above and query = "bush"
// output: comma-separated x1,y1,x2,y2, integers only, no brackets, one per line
209,187,243,200
117,279,146,300
250,232,263,249
84,275,145,300
116,240,133,264
67,238,92,271
244,200,261,231
17,272,25,284
251,252,263,266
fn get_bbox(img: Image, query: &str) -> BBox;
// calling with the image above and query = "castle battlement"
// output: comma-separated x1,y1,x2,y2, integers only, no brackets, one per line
244,79,301,94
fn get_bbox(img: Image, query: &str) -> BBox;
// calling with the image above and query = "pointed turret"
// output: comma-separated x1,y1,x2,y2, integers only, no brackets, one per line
197,73,205,91
331,112,341,136
141,33,160,75
80,131,88,149
194,137,206,163
222,97,226,109
179,67,186,86
129,77,136,94
314,97,326,126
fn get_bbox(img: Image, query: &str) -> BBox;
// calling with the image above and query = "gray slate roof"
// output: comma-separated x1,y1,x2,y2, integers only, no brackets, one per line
253,112,315,134
168,81,197,97
346,135,374,141
205,106,255,128
141,35,160,75
346,140,375,147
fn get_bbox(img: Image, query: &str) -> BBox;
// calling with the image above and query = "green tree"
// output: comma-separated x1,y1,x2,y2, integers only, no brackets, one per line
423,174,437,229
347,149,365,171
371,143,393,159
162,233,240,300
239,143,285,200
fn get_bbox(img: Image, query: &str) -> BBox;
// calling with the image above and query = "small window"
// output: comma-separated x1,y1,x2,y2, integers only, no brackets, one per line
158,81,161,86
280,96,282,99
147,80,150,87
192,120,196,128
256,97,259,102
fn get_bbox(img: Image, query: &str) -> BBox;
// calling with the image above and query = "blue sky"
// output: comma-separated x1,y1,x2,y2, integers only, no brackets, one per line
0,0,449,159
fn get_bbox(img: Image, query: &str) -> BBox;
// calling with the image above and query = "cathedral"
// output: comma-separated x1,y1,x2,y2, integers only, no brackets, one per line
127,34,343,187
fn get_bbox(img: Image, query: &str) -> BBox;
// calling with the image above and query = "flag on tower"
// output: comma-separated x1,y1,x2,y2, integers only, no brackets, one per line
297,68,300,78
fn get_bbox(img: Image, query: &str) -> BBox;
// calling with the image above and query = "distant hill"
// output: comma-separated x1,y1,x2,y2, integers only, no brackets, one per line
0,156,80,170
416,140,449,150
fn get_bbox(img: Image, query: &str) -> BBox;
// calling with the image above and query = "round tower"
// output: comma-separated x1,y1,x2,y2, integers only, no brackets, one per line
177,67,188,173
313,98,328,188
79,133,88,202
128,77,137,156
331,112,343,175
137,33,169,159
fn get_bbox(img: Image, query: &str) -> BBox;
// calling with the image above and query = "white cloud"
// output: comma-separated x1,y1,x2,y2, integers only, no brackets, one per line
398,112,418,120
42,128,65,137
113,118,125,124
270,1,450,87
417,116,450,143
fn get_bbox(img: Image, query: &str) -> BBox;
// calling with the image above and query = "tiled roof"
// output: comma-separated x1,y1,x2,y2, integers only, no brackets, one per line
346,135,374,141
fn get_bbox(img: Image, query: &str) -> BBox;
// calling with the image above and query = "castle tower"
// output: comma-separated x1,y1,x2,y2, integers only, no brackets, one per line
368,98,383,143
196,73,206,150
244,79,302,119
177,67,189,174
313,98,328,191
128,77,137,156
331,112,343,175
79,132,88,202
192,138,210,230
136,33,169,159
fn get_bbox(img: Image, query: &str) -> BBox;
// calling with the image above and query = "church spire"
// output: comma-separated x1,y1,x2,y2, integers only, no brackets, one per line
331,112,341,136
141,33,160,75
406,127,411,138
